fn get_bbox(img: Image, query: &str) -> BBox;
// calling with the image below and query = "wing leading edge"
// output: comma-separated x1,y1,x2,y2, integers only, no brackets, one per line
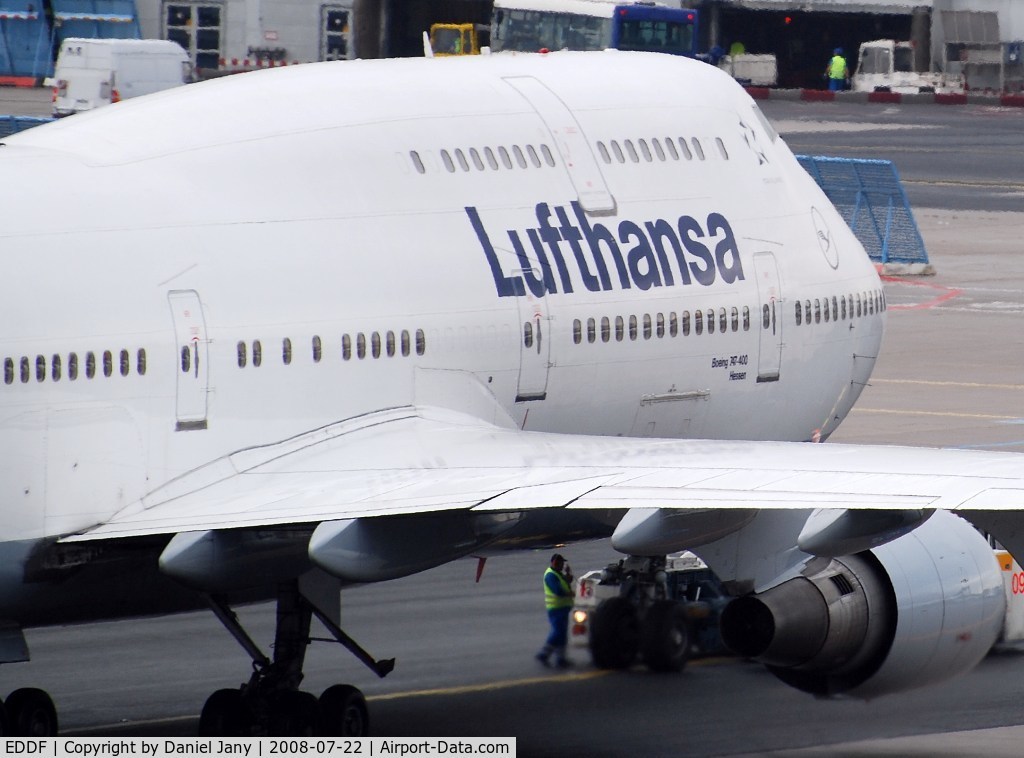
62,405,1024,543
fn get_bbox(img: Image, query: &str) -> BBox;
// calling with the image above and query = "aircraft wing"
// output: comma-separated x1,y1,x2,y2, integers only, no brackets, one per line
63,405,1024,543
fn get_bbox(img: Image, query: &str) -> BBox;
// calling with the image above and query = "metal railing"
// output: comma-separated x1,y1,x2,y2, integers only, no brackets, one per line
796,155,929,265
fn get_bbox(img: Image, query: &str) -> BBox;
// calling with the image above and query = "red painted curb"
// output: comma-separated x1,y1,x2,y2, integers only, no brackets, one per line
0,76,38,88
868,91,902,104
801,89,835,102
740,87,1024,106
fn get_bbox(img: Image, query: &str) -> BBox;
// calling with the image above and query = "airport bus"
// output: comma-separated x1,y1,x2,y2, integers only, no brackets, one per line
490,0,699,57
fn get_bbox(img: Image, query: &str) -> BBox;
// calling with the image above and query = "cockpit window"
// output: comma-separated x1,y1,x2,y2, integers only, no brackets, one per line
751,103,777,143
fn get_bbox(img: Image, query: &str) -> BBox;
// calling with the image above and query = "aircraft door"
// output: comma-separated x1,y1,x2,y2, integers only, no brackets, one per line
168,289,209,430
753,252,782,383
515,292,551,402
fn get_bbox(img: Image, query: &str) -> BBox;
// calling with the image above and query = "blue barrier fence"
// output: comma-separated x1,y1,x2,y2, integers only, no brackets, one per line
796,155,929,265
0,0,140,78
0,4,52,78
0,115,54,137
52,0,142,50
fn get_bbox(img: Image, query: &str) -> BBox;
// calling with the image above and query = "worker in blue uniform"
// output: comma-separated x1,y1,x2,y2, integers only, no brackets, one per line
536,553,574,668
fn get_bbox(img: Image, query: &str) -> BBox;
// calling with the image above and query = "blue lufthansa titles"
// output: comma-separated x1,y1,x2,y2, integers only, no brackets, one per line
468,201,745,298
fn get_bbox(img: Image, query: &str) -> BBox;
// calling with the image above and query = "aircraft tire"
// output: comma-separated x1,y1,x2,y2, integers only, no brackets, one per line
589,596,639,669
318,684,369,737
5,688,57,736
268,690,320,737
198,689,250,737
640,600,689,673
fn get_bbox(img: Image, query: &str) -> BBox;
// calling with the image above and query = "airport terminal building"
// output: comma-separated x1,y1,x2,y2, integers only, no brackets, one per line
0,0,1022,88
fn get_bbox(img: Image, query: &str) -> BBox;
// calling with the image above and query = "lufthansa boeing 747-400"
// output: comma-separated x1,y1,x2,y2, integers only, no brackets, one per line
0,49,1020,736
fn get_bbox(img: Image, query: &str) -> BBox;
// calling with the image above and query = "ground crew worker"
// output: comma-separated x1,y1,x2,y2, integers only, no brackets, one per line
826,47,849,91
536,553,574,668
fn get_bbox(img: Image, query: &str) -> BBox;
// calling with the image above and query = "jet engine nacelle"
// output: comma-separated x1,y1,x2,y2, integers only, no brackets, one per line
309,510,521,583
720,510,1005,698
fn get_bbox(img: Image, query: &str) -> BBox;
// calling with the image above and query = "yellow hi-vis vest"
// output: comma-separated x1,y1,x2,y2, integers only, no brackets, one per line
543,567,574,610
828,55,847,79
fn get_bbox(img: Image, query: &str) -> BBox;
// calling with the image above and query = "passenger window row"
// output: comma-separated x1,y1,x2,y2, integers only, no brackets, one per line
410,144,557,175
794,289,886,327
570,306,751,345
596,136,729,166
4,348,146,385
236,330,427,368
411,135,730,174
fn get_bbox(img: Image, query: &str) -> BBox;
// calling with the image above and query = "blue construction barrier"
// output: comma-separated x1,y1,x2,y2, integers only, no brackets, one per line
0,115,54,138
51,0,142,49
0,0,140,78
796,155,929,265
0,2,52,78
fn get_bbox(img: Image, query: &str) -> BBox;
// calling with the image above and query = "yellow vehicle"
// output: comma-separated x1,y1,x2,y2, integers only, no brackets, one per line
429,23,481,56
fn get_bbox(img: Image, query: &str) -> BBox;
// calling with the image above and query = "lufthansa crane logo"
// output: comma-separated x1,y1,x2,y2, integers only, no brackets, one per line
739,119,767,166
811,207,839,269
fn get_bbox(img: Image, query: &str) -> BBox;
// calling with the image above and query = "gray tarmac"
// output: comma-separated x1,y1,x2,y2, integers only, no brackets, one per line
761,98,1024,213
0,90,1023,755
0,86,51,118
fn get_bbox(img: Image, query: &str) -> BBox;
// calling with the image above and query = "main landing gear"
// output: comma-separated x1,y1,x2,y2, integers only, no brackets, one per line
0,624,59,735
198,580,393,737
588,555,690,673
0,688,59,736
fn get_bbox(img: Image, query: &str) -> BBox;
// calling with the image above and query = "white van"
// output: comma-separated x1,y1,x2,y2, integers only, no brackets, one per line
852,39,963,94
52,38,192,117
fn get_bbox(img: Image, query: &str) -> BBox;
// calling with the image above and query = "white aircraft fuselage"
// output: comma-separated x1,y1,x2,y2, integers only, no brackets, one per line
0,52,883,625
3,50,1024,739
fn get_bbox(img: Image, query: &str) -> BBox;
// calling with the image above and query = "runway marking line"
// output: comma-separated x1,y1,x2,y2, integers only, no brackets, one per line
368,669,609,701
955,440,1024,449
69,714,199,734
367,658,732,701
63,658,735,733
872,379,1024,391
60,673,612,734
59,672,612,733
881,275,963,310
855,408,1019,421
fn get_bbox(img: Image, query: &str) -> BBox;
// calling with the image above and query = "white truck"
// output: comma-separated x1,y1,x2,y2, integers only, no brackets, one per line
995,549,1024,647
852,39,963,94
52,38,192,117
718,54,778,88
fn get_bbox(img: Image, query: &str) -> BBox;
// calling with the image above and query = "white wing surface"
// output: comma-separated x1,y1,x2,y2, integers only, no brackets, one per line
62,406,1024,543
